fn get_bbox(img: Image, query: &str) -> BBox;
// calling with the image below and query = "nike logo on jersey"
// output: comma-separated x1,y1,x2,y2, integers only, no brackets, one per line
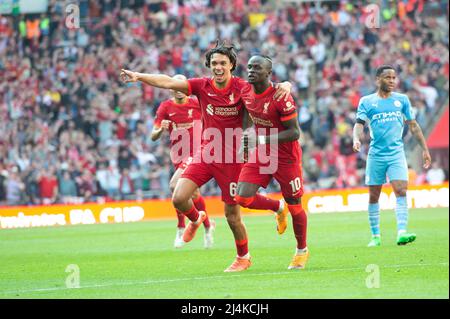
207,93,217,96
169,113,176,116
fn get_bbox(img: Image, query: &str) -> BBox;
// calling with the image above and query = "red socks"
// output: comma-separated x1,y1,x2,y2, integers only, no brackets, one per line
176,212,185,228
177,205,199,222
235,194,280,212
235,238,249,257
288,204,308,249
193,196,210,228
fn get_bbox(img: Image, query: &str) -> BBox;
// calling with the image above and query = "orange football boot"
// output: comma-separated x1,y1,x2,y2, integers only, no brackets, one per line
275,200,289,235
182,211,206,243
288,250,309,270
224,256,252,272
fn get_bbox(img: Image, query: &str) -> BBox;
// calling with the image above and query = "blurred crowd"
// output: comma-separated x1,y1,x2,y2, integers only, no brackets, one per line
0,0,449,206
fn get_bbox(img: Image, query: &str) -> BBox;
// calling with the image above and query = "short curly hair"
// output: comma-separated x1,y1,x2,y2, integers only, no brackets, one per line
376,64,396,77
205,40,237,72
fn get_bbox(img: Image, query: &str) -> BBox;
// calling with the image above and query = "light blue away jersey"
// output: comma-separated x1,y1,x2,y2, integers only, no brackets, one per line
356,92,415,158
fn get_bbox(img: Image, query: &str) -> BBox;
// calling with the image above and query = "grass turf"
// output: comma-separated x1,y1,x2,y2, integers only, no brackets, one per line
0,208,448,299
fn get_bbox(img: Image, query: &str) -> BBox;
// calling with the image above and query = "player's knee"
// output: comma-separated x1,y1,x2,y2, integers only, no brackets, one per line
369,196,379,204
395,189,407,197
234,195,254,208
369,191,381,203
172,192,189,209
284,197,301,205
191,189,200,200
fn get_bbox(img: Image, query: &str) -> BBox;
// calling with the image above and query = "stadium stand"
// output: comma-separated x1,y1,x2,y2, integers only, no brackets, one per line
0,0,448,205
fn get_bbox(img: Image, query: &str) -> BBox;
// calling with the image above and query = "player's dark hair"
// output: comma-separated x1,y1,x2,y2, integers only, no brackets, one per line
376,65,395,77
205,40,237,72
251,54,273,71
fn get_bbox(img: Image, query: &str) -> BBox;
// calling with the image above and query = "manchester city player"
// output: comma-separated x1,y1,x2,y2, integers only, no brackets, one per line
353,65,431,247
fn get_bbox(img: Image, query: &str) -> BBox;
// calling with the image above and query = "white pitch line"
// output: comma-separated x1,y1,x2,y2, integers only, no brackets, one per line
2,262,448,296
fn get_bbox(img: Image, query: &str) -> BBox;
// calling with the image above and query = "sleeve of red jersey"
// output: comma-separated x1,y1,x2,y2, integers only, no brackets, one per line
186,78,206,96
277,95,298,122
154,101,167,128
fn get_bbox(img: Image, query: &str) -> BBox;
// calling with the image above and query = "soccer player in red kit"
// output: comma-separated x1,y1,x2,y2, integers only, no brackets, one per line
120,42,290,272
237,55,309,269
151,74,215,249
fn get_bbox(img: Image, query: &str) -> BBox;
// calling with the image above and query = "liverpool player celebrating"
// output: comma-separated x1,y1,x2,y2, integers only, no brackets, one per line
151,74,215,249
120,42,290,272
237,55,309,269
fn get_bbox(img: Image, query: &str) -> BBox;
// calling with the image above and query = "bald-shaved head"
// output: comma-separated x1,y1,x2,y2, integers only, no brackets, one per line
248,55,272,72
247,55,273,86
171,74,188,100
172,74,187,81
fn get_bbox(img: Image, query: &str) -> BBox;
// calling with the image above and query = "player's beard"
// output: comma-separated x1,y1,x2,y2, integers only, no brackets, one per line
381,82,394,94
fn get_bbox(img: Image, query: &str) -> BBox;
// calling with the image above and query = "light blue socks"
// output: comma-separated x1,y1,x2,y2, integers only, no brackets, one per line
368,203,380,236
395,196,408,234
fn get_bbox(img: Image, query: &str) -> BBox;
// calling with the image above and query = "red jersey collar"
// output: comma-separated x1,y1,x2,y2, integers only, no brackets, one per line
211,76,234,93
253,82,274,98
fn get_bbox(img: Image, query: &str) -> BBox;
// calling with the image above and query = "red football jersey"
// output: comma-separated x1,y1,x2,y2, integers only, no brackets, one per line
154,97,202,162
243,84,302,163
187,77,251,163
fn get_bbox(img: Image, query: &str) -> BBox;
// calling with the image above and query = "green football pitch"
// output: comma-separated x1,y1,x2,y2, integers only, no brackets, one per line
0,208,448,299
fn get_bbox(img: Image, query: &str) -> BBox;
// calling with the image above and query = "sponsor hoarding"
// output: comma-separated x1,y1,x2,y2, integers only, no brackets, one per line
0,183,448,230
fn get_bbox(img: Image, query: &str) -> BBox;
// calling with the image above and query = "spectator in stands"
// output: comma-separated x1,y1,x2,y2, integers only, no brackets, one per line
5,169,24,206
0,0,447,205
426,162,446,185
78,170,96,203
119,167,134,200
99,162,121,200
59,171,78,203
37,168,58,205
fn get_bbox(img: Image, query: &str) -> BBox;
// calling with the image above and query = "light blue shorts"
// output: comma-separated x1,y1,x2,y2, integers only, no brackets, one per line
365,154,408,185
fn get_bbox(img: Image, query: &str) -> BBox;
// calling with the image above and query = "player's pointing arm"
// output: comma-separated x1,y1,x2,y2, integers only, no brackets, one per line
120,69,189,95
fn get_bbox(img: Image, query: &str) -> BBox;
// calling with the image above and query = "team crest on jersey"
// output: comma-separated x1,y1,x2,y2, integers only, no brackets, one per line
229,93,234,104
206,104,214,115
263,102,270,114
394,100,401,107
188,109,193,118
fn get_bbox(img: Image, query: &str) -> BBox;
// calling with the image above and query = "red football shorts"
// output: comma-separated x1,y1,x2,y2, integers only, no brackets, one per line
174,156,193,171
181,160,244,205
238,161,304,199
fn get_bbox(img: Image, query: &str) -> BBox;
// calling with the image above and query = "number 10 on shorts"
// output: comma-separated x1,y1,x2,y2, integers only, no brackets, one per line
289,177,302,194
